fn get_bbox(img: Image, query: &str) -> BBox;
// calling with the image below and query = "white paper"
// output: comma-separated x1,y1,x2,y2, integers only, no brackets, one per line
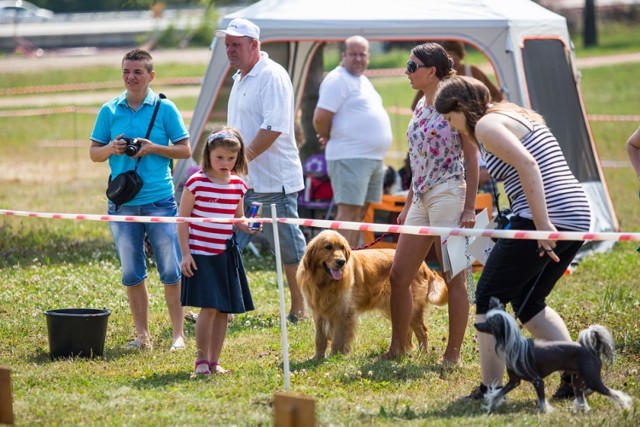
442,235,470,278
469,220,496,265
441,209,491,277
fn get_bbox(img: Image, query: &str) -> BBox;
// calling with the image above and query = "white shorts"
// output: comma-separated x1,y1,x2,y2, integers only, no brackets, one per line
405,180,466,227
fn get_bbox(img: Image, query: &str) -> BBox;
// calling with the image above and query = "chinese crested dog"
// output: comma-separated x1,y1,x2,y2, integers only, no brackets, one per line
474,297,633,413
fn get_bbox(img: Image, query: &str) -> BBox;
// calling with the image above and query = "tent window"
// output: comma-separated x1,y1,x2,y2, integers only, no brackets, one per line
522,39,598,182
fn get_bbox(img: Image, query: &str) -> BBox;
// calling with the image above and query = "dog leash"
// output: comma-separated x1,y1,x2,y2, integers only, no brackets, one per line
351,232,392,250
514,257,551,320
353,232,551,315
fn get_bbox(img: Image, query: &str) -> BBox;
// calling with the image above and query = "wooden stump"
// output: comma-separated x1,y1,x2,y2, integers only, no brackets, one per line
0,367,14,425
273,392,315,427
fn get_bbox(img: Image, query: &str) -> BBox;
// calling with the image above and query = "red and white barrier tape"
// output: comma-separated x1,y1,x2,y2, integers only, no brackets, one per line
2,209,638,242
0,106,99,118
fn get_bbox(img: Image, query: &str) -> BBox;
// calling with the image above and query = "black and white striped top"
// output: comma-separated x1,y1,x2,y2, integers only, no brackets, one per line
483,113,591,231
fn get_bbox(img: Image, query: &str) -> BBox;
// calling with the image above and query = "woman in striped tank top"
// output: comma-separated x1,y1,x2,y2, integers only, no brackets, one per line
434,76,592,401
178,126,258,375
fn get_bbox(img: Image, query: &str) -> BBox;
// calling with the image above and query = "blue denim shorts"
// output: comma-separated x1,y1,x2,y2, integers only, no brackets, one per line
108,196,181,286
237,189,306,265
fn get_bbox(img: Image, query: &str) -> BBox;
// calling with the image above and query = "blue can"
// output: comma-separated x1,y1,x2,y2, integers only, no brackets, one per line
249,202,263,231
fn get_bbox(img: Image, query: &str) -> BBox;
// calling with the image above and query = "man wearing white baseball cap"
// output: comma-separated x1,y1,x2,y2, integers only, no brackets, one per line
215,17,260,40
216,18,308,323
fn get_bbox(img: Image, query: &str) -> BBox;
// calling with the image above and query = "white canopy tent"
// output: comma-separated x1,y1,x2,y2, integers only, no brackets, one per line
175,0,618,247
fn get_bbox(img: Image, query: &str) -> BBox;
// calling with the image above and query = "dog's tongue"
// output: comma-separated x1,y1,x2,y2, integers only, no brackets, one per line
330,269,343,280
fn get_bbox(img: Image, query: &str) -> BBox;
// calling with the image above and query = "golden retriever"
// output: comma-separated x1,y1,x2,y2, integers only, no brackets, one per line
297,229,448,360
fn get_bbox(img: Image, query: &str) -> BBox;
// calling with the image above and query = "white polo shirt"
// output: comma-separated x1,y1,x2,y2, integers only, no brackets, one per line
227,52,304,194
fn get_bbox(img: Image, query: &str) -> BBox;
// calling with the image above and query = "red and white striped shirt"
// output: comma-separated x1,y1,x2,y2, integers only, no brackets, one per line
185,170,248,255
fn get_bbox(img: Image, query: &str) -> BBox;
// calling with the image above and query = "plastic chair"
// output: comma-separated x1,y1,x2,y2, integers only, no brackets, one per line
297,155,334,240
362,194,406,248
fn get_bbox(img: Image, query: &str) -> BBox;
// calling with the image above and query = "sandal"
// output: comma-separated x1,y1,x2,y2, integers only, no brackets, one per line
125,334,152,350
184,312,198,323
287,312,308,324
194,359,211,375
170,336,186,351
210,361,232,375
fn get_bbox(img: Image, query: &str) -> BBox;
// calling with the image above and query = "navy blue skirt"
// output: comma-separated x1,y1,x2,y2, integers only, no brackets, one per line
181,238,254,313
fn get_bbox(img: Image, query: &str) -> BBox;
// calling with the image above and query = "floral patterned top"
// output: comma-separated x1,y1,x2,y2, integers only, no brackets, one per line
408,96,464,203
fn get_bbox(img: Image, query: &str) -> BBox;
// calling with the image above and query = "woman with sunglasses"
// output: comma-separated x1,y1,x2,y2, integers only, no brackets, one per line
383,43,479,364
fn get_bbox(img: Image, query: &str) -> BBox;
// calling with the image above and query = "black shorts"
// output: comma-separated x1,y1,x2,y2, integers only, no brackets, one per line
475,216,583,323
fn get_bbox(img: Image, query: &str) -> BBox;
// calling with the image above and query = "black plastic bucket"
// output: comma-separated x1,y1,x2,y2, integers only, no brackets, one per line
44,308,110,359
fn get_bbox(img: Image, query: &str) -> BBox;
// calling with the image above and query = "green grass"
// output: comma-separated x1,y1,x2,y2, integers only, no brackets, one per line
1,223,638,426
580,66,640,116
572,21,640,56
1,20,640,426
2,18,637,92
0,62,206,90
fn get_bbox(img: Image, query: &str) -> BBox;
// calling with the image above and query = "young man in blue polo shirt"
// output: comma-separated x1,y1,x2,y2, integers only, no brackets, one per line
90,49,191,351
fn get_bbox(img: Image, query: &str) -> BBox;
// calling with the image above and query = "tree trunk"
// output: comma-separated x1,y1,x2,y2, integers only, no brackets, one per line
583,0,598,47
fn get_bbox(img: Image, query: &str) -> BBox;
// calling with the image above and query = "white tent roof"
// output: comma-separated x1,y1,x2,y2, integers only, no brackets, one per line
186,0,573,158
221,0,566,33
213,0,572,105
177,0,618,240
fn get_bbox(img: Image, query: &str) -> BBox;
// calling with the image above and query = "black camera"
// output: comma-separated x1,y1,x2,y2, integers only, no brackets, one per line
122,137,142,157
491,208,514,242
495,208,514,230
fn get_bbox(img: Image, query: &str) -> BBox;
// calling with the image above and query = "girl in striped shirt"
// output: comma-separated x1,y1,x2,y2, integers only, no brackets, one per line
434,76,592,401
178,126,259,375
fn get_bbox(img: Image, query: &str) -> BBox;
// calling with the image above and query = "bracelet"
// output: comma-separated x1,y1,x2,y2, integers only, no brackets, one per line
463,209,475,214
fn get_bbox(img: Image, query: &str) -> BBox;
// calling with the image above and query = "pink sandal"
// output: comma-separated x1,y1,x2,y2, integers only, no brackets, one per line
194,359,211,375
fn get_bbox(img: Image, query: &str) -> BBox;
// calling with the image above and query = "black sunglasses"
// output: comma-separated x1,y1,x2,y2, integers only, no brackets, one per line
406,60,429,74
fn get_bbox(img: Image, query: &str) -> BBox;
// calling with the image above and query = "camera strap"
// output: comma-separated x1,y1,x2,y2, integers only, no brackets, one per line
491,185,500,214
133,93,165,172
491,185,506,220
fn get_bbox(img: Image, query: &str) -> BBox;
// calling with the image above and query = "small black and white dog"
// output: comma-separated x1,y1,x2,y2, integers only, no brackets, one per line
474,297,633,413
